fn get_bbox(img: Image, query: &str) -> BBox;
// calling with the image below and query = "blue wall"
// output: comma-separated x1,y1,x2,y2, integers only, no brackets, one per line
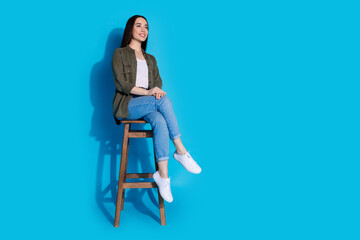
1,0,359,239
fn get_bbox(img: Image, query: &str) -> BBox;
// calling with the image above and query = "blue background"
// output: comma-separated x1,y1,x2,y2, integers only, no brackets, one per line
0,0,359,239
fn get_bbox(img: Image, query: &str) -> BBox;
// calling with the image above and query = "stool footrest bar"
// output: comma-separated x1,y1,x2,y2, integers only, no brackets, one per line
128,130,153,138
126,173,154,179
123,182,157,189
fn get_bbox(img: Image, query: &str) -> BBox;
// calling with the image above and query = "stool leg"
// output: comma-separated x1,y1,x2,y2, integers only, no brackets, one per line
121,134,130,210
154,145,166,225
114,123,130,227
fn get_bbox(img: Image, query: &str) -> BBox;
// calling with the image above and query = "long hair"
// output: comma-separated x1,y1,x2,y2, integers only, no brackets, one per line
120,15,149,51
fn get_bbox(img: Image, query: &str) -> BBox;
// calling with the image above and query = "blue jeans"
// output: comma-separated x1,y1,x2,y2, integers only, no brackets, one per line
121,95,181,162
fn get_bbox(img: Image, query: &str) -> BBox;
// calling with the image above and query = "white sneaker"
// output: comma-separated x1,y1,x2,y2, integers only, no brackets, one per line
173,151,202,174
153,171,173,203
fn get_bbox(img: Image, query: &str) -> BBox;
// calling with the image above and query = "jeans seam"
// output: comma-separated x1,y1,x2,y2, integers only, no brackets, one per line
171,133,181,141
157,156,169,162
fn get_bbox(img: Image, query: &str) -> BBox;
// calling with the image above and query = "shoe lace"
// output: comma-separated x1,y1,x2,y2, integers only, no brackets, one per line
186,151,198,165
164,179,172,193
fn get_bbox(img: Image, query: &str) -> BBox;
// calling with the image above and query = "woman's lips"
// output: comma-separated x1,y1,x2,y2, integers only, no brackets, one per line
139,34,146,38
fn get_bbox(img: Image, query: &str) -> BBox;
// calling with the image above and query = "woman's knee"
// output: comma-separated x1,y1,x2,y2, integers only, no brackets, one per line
160,95,172,105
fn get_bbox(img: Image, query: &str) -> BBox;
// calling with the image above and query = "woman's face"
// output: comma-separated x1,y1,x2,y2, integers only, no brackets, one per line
132,17,148,42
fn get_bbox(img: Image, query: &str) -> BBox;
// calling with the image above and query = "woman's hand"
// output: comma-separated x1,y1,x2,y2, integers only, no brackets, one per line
147,87,166,99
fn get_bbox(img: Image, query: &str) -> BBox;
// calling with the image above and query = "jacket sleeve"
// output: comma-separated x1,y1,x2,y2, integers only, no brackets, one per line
112,49,135,95
153,57,163,89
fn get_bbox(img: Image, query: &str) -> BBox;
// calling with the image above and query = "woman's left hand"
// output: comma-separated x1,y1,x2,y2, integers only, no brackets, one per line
148,87,166,99
154,92,166,99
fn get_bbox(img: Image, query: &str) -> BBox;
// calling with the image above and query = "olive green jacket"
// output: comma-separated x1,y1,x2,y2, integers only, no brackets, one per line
111,44,163,118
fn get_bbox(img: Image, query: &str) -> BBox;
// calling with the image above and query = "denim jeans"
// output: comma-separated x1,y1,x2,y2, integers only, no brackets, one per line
120,95,181,162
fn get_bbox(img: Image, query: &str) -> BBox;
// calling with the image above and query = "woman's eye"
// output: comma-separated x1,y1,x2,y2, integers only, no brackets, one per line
136,25,148,29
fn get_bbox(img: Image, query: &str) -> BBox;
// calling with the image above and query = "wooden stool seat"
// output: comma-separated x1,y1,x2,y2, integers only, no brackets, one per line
120,119,147,124
114,119,166,227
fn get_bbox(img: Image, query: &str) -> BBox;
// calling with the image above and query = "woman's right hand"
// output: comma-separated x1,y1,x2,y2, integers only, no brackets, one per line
147,87,166,99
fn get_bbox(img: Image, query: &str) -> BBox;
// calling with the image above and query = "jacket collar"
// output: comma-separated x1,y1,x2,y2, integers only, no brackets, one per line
125,44,147,57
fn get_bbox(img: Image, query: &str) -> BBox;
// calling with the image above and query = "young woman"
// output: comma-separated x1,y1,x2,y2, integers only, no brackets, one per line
112,15,201,203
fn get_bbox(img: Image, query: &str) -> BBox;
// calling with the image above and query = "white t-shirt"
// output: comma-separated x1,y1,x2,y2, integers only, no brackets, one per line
135,58,149,89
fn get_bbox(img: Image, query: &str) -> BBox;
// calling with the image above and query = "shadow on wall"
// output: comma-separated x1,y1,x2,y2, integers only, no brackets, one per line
89,28,160,225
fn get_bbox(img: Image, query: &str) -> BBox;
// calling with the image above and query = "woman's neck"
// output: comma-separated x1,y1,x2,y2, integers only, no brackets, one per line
128,40,143,52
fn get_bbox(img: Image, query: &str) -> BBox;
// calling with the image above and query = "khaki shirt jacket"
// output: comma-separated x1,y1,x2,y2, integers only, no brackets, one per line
112,44,163,118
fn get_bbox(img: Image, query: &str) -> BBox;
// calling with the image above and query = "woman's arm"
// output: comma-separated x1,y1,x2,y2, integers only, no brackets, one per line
112,49,136,95
131,56,165,98
153,57,163,89
112,50,165,98
130,86,166,100
130,86,149,96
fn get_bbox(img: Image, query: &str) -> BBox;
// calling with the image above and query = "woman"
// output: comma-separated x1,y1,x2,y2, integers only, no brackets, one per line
112,15,201,203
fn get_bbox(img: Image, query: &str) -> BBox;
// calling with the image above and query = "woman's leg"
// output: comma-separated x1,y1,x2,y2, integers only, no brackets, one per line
126,95,189,175
153,96,189,155
142,111,170,178
172,138,187,155
156,159,168,178
153,96,181,141
153,96,201,174
127,95,187,155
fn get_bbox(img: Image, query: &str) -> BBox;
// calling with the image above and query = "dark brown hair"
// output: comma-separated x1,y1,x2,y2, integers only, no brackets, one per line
120,15,149,51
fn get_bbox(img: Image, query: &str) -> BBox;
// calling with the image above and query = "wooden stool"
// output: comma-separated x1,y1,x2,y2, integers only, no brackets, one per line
114,119,166,227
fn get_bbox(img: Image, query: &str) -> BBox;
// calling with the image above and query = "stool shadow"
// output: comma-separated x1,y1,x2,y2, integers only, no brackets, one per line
89,28,161,225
